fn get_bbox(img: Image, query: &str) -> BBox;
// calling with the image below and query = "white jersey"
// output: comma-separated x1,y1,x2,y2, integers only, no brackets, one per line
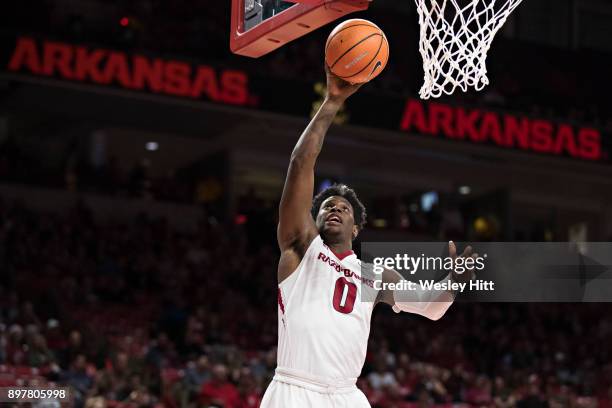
276,235,379,380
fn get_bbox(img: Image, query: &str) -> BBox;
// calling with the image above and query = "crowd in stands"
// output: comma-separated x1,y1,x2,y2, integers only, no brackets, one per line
1,195,612,408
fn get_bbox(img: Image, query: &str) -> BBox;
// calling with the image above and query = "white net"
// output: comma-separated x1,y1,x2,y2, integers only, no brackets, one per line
414,0,523,99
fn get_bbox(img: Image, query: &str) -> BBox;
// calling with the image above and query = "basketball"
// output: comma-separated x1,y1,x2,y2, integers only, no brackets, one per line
325,19,389,84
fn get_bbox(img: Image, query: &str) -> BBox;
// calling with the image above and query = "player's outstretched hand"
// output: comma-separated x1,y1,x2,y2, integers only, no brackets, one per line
325,64,363,103
449,240,478,284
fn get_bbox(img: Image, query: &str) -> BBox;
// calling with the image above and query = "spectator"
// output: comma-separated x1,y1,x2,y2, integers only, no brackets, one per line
368,358,398,390
183,355,211,397
59,330,85,370
236,367,261,408
518,375,548,408
200,364,240,408
63,354,94,407
6,324,26,365
27,333,55,367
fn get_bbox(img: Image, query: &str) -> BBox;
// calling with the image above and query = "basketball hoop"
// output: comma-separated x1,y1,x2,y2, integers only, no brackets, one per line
414,0,524,99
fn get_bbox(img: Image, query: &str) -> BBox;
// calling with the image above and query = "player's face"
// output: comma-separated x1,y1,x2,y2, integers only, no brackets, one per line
316,196,357,240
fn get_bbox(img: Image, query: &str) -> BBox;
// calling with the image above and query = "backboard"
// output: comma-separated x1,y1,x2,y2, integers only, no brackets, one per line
230,0,371,58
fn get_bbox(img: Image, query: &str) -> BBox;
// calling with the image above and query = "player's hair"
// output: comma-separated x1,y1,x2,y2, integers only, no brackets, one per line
311,183,367,230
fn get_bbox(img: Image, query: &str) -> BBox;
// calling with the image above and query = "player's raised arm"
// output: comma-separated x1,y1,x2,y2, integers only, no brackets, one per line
277,68,361,281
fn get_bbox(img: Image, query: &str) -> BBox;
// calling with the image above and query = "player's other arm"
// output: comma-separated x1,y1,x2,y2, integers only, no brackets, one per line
378,268,455,321
377,242,477,320
277,68,362,282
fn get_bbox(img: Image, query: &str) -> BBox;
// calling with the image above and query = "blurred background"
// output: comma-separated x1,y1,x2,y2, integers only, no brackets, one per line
1,0,612,407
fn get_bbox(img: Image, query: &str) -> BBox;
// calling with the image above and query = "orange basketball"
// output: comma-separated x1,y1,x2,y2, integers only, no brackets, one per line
325,19,389,84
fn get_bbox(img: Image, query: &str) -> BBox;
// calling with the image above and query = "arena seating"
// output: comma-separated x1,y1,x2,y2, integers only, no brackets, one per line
1,195,611,408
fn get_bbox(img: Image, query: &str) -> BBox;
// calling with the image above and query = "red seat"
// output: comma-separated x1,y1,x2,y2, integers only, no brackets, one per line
0,374,17,387
161,368,184,385
13,366,38,376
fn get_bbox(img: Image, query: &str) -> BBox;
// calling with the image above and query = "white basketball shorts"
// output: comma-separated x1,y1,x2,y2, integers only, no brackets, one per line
260,367,371,408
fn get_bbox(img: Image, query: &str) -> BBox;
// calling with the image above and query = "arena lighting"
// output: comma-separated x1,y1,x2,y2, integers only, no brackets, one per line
145,142,158,151
421,191,438,212
235,214,248,225
318,179,333,192
474,217,489,234
459,185,471,195
120,17,129,27
372,219,387,228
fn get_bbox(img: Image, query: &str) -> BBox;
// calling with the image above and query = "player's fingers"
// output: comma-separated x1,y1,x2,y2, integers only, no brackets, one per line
350,81,364,91
466,252,479,278
449,240,457,259
469,252,479,270
461,245,473,258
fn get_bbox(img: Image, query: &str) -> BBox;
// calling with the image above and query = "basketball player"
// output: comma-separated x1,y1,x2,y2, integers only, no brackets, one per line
260,67,476,408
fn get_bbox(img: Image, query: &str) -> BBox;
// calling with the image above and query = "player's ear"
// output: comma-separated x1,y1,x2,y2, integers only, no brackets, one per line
352,225,359,240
